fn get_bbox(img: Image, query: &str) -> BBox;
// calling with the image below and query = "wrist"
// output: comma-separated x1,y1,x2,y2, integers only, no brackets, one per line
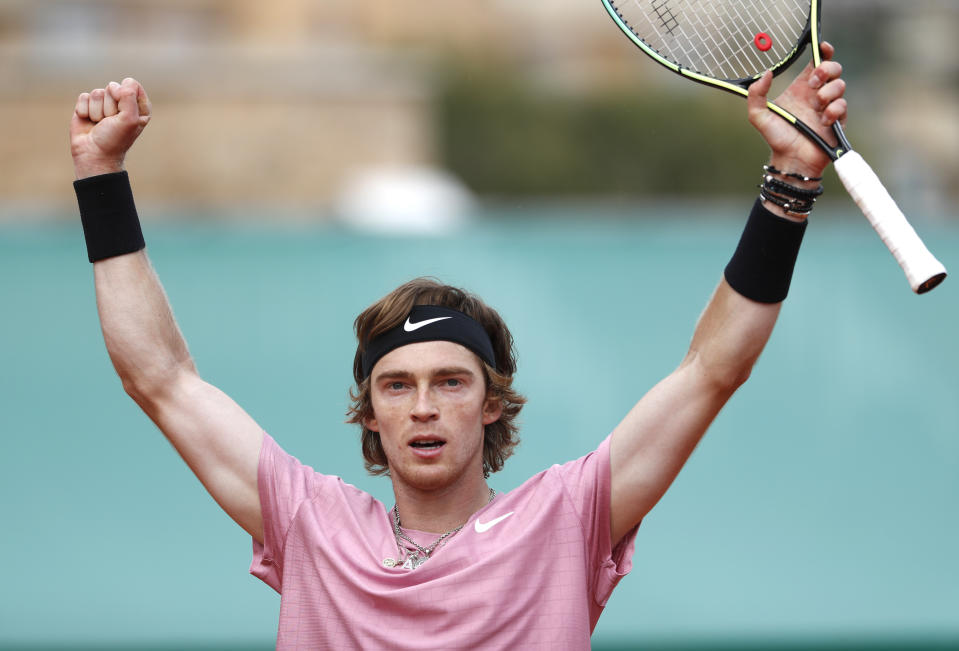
74,171,145,262
766,155,823,190
759,162,824,222
72,156,126,181
761,199,808,223
724,199,808,303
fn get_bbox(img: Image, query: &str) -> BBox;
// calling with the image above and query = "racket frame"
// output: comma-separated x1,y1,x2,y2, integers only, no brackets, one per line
600,0,946,293
601,0,847,157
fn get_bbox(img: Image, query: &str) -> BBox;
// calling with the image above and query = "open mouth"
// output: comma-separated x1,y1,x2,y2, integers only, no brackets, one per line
409,440,445,450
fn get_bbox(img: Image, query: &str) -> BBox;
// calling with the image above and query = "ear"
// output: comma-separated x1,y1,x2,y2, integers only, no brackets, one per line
482,397,502,425
363,415,380,432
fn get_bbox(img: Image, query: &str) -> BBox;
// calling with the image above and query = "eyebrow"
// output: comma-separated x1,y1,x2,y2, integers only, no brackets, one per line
433,367,476,379
373,366,476,382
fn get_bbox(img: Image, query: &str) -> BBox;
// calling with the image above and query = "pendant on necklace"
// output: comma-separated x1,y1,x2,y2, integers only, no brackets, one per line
403,553,425,570
382,557,399,568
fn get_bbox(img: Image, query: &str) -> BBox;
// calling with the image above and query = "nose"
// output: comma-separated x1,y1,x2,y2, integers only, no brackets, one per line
410,386,439,422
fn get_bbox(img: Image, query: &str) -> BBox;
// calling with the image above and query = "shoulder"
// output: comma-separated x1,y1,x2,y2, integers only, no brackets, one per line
260,433,381,515
499,435,613,506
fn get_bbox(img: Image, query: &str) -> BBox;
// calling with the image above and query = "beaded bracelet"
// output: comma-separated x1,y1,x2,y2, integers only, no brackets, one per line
763,164,822,183
758,165,825,218
758,186,816,218
762,174,824,199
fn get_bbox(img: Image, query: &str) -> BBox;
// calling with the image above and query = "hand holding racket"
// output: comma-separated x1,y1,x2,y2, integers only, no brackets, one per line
601,0,947,293
746,44,844,183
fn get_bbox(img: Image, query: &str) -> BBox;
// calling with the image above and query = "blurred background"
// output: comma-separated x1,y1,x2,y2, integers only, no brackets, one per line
1,1,957,649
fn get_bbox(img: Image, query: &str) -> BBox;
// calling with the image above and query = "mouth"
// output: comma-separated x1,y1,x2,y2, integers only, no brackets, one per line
407,435,447,457
409,439,445,450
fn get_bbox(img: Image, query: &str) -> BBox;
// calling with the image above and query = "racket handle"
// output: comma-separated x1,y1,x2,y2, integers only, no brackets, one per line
833,152,947,294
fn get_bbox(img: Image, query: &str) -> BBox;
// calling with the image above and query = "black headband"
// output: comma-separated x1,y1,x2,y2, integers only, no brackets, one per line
361,305,496,379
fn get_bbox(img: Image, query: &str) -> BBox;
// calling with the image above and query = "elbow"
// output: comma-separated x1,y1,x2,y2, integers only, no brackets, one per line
704,368,750,402
120,374,155,406
685,351,755,398
724,364,753,393
117,358,197,407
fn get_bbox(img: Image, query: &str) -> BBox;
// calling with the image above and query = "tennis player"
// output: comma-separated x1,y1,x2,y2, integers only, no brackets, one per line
70,45,847,648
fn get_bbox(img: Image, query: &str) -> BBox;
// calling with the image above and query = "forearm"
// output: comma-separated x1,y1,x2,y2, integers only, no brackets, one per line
74,164,194,398
684,182,810,390
95,250,197,399
682,277,780,393
690,158,813,387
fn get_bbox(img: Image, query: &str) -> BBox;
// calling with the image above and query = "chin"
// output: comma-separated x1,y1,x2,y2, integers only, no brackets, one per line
397,466,454,491
393,461,476,493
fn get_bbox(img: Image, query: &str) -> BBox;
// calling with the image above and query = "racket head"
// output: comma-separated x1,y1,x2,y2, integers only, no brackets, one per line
602,0,817,90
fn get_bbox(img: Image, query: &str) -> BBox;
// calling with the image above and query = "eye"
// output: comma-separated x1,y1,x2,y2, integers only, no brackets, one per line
443,378,462,388
388,381,406,391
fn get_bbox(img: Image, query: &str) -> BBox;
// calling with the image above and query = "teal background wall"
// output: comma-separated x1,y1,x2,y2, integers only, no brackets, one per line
2,204,957,649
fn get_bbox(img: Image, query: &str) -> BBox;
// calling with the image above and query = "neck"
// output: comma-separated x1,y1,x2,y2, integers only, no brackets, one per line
392,478,492,534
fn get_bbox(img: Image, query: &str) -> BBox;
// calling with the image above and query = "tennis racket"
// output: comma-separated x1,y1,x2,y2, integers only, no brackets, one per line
600,0,947,294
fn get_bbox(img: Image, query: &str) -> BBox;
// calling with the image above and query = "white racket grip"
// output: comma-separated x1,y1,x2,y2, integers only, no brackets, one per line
833,151,947,293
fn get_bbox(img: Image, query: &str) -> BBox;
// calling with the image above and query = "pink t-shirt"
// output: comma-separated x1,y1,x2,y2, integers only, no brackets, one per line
251,433,638,649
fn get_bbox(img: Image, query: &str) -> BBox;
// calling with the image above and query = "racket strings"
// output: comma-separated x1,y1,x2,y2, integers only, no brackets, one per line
687,5,756,80
651,0,680,34
615,0,810,81
725,3,770,75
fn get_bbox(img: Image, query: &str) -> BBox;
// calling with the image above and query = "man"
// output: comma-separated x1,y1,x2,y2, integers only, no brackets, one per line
70,44,847,648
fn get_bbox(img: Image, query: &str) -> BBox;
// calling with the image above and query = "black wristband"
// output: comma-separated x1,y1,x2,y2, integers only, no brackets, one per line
74,171,145,263
724,198,808,303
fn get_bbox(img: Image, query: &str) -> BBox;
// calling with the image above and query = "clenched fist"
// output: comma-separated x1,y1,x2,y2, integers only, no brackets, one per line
70,77,151,180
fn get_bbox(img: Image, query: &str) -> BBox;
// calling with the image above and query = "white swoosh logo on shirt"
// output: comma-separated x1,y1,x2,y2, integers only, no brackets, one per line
404,316,452,332
474,511,514,533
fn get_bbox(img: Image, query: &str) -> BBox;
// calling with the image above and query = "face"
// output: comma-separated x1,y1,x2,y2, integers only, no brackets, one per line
364,341,502,495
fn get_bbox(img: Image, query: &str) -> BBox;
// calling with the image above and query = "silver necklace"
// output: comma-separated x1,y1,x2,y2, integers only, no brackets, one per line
383,487,495,570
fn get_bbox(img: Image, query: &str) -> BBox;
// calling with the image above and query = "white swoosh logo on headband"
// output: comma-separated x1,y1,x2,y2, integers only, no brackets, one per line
404,316,452,332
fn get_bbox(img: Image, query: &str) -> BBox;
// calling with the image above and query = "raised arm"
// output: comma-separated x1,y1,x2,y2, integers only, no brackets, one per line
72,79,265,542
609,45,847,544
